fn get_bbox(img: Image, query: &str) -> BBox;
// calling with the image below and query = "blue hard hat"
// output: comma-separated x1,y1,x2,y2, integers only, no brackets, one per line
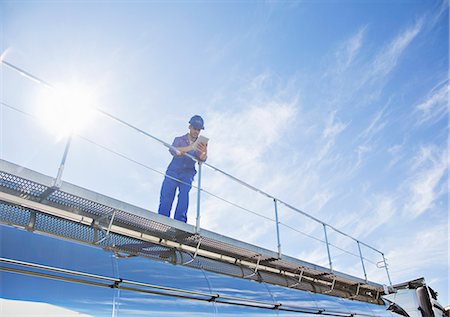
189,115,205,130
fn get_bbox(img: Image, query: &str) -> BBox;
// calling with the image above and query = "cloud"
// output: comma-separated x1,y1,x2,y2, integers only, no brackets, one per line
414,83,449,126
360,104,390,141
386,222,448,280
387,143,405,169
316,111,348,164
352,193,397,239
207,101,297,168
369,20,423,81
335,27,366,72
404,146,448,218
322,111,348,140
0,298,92,317
195,73,299,244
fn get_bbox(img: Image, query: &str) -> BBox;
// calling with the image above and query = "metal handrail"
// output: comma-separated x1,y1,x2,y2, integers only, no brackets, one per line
1,59,392,285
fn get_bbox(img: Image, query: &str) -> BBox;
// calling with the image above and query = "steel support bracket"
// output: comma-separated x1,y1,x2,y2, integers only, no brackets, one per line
350,283,361,299
182,237,203,265
244,255,261,278
26,211,37,232
324,276,336,294
93,210,116,245
289,267,305,288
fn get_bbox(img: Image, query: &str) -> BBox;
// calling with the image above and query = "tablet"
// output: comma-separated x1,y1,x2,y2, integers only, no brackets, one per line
193,135,209,150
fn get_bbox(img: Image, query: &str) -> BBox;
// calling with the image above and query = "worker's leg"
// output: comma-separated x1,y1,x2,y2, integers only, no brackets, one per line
158,176,178,218
174,175,193,223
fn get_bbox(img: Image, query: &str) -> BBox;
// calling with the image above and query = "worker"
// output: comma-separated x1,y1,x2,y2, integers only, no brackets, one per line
158,115,208,223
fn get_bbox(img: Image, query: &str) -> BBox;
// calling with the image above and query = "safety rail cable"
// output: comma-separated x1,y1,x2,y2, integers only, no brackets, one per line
0,100,378,267
0,101,274,223
0,257,383,317
0,60,390,282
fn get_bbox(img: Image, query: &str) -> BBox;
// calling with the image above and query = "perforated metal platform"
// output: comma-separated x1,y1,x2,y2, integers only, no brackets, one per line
0,159,385,304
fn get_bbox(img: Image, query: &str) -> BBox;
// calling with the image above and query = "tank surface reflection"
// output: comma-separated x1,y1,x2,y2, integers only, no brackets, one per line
1,224,398,317
0,225,115,316
114,252,215,316
203,270,277,316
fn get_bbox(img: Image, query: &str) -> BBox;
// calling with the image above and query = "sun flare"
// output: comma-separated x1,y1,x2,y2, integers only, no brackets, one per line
37,82,96,138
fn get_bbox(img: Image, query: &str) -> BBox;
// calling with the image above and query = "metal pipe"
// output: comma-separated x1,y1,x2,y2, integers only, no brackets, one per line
323,224,333,272
357,241,368,282
0,257,119,283
382,253,393,286
195,163,202,233
54,134,72,188
273,199,282,258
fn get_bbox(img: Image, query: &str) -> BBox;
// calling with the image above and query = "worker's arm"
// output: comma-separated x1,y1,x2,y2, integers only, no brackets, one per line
174,145,195,155
169,136,192,156
175,143,207,160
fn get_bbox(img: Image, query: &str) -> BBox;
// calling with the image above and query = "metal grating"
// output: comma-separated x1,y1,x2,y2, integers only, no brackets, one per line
0,171,48,199
198,236,267,261
47,190,114,217
114,210,182,241
0,201,31,228
35,212,96,243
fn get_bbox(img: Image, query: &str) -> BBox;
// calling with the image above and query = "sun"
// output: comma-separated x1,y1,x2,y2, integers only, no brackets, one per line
36,82,97,138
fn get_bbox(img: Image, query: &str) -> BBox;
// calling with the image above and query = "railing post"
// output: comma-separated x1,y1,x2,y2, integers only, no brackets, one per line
195,162,202,234
273,199,282,258
53,134,72,188
323,224,333,272
382,253,392,286
357,241,368,282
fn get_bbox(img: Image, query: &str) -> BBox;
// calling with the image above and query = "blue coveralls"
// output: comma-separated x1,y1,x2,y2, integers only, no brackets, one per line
158,134,202,223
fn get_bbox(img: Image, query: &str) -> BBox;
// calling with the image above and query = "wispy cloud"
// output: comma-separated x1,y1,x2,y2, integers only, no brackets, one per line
335,27,366,72
387,142,406,169
414,82,449,126
387,222,448,280
316,111,348,163
0,298,93,317
360,104,390,141
404,146,448,218
370,20,423,81
352,193,397,239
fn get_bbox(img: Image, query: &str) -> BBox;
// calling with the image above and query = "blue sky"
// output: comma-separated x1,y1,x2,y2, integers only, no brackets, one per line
1,0,448,311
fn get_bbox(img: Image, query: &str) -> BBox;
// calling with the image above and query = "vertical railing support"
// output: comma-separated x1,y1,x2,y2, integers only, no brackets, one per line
53,134,72,188
323,224,333,272
195,162,202,234
357,241,368,282
382,253,393,286
273,199,282,258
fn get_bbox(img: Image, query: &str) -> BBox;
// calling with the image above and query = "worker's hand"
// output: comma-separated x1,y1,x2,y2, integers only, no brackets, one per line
197,142,207,154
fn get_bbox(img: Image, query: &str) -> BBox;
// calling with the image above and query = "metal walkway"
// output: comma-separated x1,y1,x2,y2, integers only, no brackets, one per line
0,158,385,304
